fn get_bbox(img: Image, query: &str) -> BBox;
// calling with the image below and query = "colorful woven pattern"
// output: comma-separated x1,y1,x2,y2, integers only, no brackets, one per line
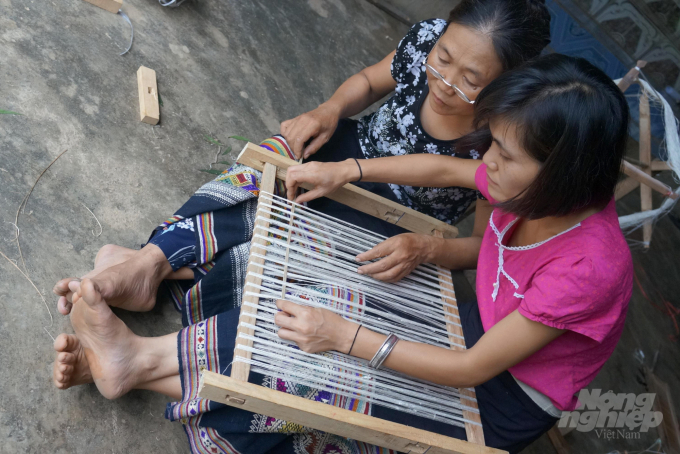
259,135,295,160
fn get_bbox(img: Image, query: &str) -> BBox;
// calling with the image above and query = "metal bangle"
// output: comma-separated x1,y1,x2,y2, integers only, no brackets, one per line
368,333,399,370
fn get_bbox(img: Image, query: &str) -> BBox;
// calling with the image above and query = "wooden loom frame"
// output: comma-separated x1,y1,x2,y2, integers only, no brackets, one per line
198,143,506,454
615,61,679,248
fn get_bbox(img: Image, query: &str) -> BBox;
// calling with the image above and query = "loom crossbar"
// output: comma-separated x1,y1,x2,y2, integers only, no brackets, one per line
199,148,503,453
236,142,459,239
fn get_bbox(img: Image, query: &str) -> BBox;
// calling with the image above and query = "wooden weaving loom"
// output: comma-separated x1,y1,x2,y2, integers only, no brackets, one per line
198,143,505,454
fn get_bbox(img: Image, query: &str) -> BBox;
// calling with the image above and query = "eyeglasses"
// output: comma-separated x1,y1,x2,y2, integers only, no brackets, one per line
424,62,475,104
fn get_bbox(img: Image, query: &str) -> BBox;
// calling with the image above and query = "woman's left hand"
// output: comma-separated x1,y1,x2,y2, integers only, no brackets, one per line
275,300,358,354
356,233,435,282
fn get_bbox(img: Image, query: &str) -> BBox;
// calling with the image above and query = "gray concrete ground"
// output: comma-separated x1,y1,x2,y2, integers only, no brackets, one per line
0,0,679,453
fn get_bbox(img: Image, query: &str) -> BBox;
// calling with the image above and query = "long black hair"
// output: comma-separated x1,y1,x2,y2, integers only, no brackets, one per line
447,0,552,71
467,53,629,219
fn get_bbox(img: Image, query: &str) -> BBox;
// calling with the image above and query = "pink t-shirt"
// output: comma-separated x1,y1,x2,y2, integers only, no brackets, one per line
474,164,632,411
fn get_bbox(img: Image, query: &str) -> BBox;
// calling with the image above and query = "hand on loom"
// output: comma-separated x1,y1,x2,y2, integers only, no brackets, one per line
356,233,435,282
280,104,341,159
285,160,359,204
274,299,358,354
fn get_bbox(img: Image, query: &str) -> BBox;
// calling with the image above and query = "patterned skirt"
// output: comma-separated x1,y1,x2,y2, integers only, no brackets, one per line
149,127,558,454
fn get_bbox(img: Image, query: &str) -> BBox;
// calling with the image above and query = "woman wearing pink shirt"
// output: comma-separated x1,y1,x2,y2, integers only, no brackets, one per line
51,53,631,453
283,53,633,451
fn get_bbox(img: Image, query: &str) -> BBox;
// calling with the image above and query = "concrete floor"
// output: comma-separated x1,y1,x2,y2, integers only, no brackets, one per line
0,0,678,453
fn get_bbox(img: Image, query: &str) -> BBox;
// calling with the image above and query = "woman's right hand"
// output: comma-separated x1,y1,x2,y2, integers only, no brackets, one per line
286,160,359,203
280,103,341,160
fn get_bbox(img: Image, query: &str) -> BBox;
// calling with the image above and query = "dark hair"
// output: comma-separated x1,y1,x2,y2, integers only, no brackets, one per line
469,53,629,219
447,0,552,71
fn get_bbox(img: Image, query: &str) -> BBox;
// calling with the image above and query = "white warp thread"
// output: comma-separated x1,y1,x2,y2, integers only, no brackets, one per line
241,193,475,426
615,78,680,233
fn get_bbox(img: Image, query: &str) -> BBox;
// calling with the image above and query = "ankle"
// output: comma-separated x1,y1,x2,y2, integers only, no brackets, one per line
134,334,179,383
139,244,173,280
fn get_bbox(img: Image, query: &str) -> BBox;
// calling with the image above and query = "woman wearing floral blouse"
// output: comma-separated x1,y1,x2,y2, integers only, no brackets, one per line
53,2,558,453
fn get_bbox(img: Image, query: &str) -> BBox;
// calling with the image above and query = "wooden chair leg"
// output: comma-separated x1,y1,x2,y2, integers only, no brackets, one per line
639,92,653,247
547,424,570,454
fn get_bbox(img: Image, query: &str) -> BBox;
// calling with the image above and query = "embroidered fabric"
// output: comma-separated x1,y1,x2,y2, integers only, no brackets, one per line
488,212,582,301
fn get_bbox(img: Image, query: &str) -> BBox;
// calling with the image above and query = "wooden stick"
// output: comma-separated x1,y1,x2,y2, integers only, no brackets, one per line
546,425,570,454
615,177,640,201
644,367,680,454
137,66,160,125
237,143,459,239
639,92,654,247
434,230,485,446
651,160,671,172
231,163,278,382
616,61,646,93
82,0,122,13
199,371,506,454
622,161,677,200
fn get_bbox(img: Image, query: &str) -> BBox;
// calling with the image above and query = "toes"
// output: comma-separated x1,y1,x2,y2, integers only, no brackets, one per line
67,280,82,295
53,278,78,296
57,351,75,364
58,296,72,315
79,279,106,308
54,333,79,354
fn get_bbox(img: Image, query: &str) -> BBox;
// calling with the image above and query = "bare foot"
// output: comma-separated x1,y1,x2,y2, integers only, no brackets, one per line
53,333,93,390
69,279,152,399
56,244,173,314
54,244,136,315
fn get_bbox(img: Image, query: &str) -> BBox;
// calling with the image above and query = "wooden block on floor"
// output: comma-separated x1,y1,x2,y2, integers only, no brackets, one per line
137,66,160,125
82,0,122,13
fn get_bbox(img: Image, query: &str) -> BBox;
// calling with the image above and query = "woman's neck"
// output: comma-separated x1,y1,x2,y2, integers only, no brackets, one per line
507,205,603,248
420,91,474,141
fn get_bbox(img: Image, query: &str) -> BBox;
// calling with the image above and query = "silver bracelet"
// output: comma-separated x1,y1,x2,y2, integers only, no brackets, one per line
368,333,399,370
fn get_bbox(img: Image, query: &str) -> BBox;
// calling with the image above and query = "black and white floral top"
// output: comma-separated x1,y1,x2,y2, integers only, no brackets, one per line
356,19,481,224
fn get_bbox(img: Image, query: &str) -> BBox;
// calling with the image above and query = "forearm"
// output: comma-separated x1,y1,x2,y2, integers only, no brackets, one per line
322,71,391,119
425,235,482,270
337,155,480,189
347,326,479,388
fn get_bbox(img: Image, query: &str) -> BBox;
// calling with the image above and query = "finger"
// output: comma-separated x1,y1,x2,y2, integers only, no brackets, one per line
291,132,308,160
356,242,391,262
295,188,327,204
302,134,328,160
368,267,407,283
280,119,292,135
357,253,400,276
291,121,321,159
285,168,302,201
277,327,303,344
274,310,298,330
276,299,304,316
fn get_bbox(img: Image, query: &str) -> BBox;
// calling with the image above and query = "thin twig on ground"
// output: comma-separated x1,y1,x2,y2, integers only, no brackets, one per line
0,249,54,340
81,203,103,237
14,149,68,272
